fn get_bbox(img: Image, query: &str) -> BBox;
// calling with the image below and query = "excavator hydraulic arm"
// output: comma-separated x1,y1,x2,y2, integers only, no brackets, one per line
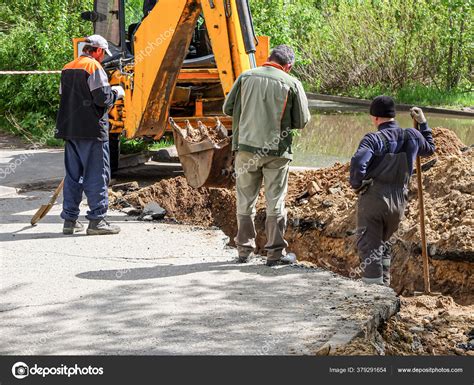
124,0,259,139
81,0,269,187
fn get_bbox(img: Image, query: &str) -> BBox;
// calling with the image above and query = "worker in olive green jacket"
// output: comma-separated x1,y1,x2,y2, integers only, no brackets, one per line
223,45,310,266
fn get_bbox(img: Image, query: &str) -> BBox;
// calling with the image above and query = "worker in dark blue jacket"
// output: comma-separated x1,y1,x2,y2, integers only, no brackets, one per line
350,95,435,285
55,35,125,235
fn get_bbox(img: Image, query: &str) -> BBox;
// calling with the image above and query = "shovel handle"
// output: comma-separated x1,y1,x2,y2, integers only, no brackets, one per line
48,178,64,205
30,178,64,226
414,118,431,294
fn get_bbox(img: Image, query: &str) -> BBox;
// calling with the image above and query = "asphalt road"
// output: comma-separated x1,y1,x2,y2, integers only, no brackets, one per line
0,136,399,355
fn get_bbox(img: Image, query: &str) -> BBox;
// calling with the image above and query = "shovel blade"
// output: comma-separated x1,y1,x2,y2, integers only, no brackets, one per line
31,204,53,226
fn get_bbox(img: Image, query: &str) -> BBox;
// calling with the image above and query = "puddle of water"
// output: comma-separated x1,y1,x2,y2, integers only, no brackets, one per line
292,110,474,168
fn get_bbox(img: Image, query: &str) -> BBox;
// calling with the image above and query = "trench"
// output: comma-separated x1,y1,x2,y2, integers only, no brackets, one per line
111,125,473,306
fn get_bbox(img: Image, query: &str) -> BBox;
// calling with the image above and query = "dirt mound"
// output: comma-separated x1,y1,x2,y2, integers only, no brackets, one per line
110,175,238,237
333,295,474,355
110,127,473,304
431,126,467,156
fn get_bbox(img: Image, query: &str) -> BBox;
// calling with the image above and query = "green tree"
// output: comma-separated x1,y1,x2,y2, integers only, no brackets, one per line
0,0,93,141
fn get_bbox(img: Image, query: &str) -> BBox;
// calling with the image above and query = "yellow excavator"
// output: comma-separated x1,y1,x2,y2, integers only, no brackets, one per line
75,0,270,188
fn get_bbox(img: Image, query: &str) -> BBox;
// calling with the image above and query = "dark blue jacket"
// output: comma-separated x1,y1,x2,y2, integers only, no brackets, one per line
55,54,117,141
349,120,435,189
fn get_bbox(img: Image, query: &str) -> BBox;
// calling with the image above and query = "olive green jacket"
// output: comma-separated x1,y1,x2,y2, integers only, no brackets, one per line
223,64,310,159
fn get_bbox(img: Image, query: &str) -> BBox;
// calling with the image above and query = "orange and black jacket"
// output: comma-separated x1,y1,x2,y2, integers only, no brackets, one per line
55,54,117,141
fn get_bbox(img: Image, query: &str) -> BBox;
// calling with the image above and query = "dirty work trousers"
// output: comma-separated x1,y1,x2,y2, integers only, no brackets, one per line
61,139,110,222
356,151,409,286
234,151,291,261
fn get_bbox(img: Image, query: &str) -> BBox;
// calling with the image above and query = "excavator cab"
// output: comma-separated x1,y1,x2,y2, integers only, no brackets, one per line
78,0,270,187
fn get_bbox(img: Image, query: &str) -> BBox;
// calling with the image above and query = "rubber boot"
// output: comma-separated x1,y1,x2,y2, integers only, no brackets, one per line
87,219,121,235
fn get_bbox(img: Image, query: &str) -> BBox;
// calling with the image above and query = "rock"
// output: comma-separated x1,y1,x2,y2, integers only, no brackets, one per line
111,181,139,192
114,198,132,208
420,158,437,172
328,187,342,195
411,337,423,352
457,342,474,351
391,331,400,340
409,326,425,333
121,207,143,216
143,201,167,218
322,200,334,208
291,218,301,227
426,346,436,355
314,343,330,355
151,212,166,220
298,219,325,231
453,347,465,355
307,180,321,196
428,243,437,256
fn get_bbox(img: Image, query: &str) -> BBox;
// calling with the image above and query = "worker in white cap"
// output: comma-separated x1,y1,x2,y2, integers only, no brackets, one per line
55,34,124,235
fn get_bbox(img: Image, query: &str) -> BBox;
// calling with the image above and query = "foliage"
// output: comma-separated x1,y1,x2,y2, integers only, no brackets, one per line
2,111,62,146
251,0,473,97
120,136,174,155
0,0,472,142
347,84,473,109
0,0,93,141
120,137,149,155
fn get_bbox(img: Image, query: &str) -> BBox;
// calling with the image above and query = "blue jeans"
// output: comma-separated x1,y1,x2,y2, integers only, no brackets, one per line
61,139,110,221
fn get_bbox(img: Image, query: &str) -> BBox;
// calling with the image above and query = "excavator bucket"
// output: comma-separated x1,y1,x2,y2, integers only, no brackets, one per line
169,117,234,188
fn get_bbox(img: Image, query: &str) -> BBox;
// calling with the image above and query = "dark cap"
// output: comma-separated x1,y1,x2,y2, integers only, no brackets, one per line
369,95,396,118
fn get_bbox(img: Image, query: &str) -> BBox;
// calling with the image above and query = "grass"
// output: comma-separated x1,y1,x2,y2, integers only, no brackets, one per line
120,136,174,155
1,111,175,152
0,112,63,147
345,85,473,109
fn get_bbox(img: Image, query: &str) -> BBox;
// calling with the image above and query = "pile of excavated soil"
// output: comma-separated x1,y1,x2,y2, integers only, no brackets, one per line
333,295,474,356
110,127,473,305
111,176,237,239
284,128,473,303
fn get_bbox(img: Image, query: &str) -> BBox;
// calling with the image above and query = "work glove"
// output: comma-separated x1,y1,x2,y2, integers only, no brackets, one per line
410,107,426,124
111,85,125,100
355,178,373,195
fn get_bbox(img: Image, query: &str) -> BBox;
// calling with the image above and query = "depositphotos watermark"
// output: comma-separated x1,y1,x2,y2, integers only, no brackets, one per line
233,128,293,179
11,361,103,380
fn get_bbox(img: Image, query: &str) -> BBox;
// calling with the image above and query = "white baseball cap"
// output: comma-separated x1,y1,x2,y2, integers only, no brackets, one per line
86,34,112,56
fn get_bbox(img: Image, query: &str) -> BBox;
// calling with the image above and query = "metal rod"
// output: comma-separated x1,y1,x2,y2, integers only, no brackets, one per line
249,53,257,68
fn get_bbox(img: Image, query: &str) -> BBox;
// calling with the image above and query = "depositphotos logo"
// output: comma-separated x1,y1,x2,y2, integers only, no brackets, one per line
12,362,29,379
11,361,104,379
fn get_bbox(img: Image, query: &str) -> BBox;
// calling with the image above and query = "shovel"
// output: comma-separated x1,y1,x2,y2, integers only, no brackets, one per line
30,178,64,226
412,118,440,296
